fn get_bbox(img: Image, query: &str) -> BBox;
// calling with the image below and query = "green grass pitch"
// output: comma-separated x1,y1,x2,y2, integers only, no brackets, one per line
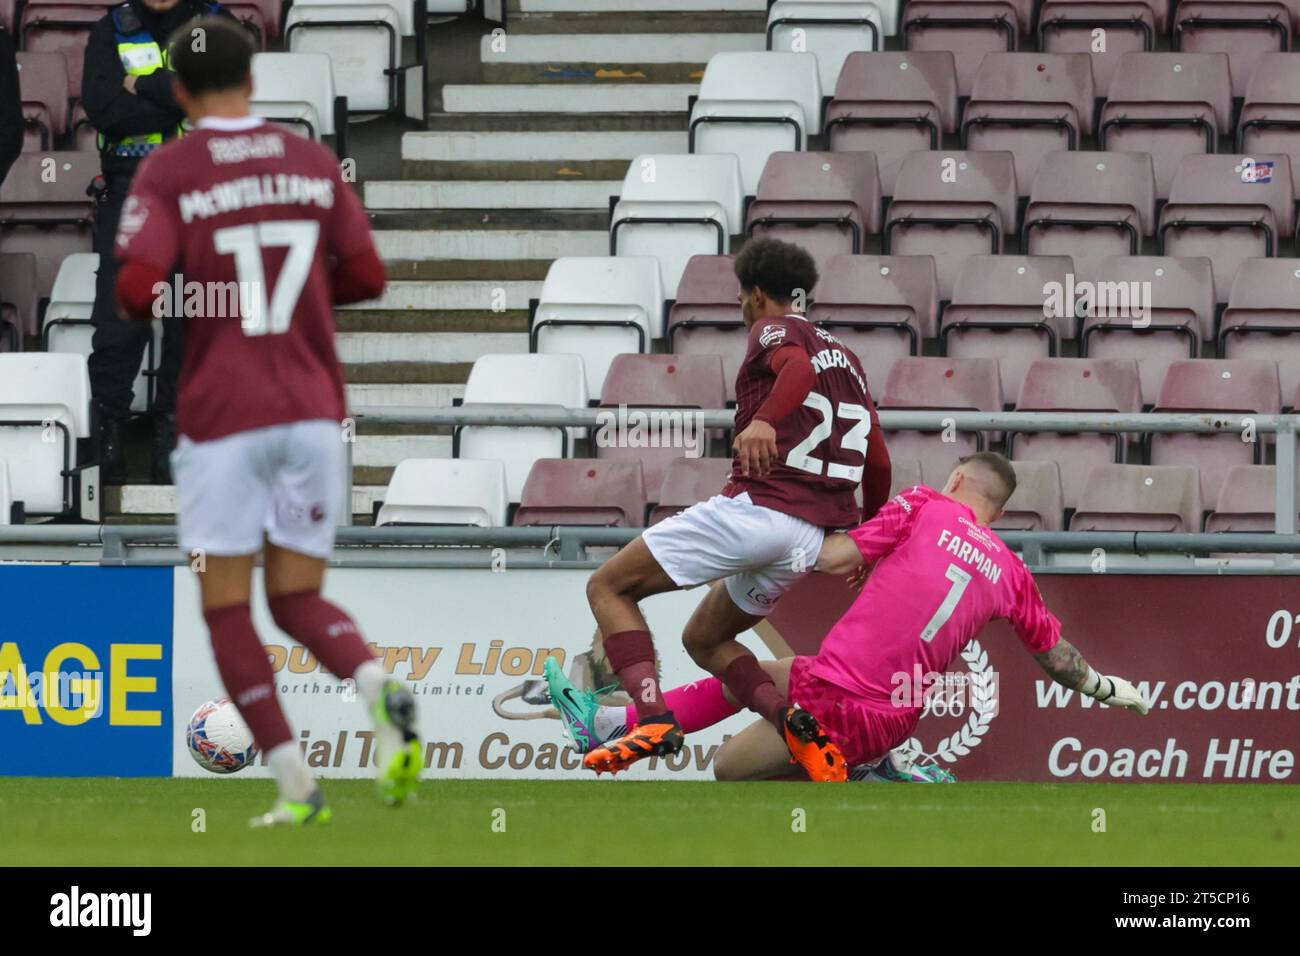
2,779,1296,866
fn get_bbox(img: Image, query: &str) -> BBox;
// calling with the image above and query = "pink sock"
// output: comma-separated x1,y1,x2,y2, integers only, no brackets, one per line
623,677,738,733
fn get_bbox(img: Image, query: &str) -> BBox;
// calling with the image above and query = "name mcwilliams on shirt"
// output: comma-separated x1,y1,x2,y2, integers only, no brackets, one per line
49,886,151,936
936,527,1002,583
179,174,335,222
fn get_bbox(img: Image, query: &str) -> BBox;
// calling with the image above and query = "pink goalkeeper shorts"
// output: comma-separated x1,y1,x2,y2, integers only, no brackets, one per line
787,656,918,767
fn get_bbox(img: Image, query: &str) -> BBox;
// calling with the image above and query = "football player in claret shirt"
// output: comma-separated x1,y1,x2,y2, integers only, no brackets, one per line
549,238,893,781
114,19,419,826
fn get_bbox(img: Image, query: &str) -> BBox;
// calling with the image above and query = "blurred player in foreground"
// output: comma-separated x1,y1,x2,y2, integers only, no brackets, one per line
549,452,1148,780
571,237,892,781
114,19,420,825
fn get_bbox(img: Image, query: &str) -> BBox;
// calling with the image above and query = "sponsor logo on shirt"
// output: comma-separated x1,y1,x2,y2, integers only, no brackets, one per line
958,516,1001,553
758,324,787,348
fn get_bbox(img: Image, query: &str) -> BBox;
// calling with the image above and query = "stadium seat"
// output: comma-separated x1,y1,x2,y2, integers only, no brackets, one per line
223,0,281,45
766,1,885,93
1205,464,1297,532
745,151,882,276
284,0,420,113
1171,0,1300,97
1149,359,1281,507
941,254,1075,402
1099,52,1233,198
825,51,960,196
992,459,1066,531
1158,153,1295,303
1081,255,1216,404
0,352,91,516
0,252,38,350
806,253,938,393
16,0,118,93
0,457,10,524
16,52,69,152
689,52,823,195
375,458,509,527
901,0,1036,95
877,356,1003,483
884,150,1019,299
531,256,664,399
514,459,648,528
665,254,746,402
457,354,589,502
962,53,1097,195
596,354,727,496
1239,54,1300,176
610,153,745,298
67,103,97,152
1070,463,1203,531
0,151,97,304
250,52,347,154
648,456,734,525
885,456,927,497
1023,151,1157,283
1009,358,1142,509
1218,258,1300,401
1038,0,1165,95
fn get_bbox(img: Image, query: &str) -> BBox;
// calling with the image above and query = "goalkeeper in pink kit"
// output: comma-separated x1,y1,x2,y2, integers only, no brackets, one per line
548,452,1148,780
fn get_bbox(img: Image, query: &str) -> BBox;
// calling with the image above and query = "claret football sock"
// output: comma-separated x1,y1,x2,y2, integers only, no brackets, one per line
616,676,738,738
602,629,669,722
267,590,375,682
266,741,318,803
205,602,294,753
722,655,786,729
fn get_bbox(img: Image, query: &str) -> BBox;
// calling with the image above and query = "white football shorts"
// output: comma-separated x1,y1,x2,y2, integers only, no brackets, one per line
172,419,344,559
641,492,824,617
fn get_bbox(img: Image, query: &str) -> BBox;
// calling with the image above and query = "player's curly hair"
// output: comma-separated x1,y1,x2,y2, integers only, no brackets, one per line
957,452,1018,510
168,17,254,96
733,237,819,305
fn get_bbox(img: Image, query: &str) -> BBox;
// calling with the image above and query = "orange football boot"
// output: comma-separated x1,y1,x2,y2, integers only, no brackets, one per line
782,705,848,782
583,713,684,775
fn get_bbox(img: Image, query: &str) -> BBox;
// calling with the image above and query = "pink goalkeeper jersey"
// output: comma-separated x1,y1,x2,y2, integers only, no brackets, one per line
810,485,1062,712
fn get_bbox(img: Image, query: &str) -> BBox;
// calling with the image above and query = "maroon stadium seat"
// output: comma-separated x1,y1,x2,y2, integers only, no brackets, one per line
992,459,1066,531
1082,255,1216,404
942,254,1075,402
825,51,960,195
16,52,70,152
901,0,1036,95
0,252,39,350
878,356,1003,483
1239,54,1300,177
513,459,649,528
223,0,279,45
963,53,1097,195
1218,258,1300,402
18,0,120,94
597,354,727,496
1,0,16,31
1023,151,1156,282
0,151,97,303
1158,153,1295,303
884,149,1019,299
884,456,928,497
806,254,938,393
648,456,734,525
1205,464,1297,532
1149,359,1281,507
1070,464,1203,531
666,255,744,403
746,151,882,278
68,102,96,151
1171,0,1300,97
1010,358,1142,508
1038,0,1167,95
1099,52,1233,198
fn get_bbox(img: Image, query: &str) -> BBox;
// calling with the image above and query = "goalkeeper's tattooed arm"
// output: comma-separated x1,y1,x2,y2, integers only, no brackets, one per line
1034,638,1150,714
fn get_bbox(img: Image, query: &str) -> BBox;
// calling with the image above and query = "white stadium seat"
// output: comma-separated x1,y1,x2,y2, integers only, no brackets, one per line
457,354,589,501
376,458,509,527
767,1,885,93
689,52,823,195
0,353,91,516
284,2,407,114
611,153,745,298
532,256,665,398
43,254,157,414
0,458,11,524
250,52,345,150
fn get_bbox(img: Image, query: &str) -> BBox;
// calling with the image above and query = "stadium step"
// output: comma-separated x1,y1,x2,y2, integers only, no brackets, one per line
365,179,620,209
421,111,686,132
337,331,527,365
478,33,760,83
441,83,696,113
107,484,390,524
341,280,542,312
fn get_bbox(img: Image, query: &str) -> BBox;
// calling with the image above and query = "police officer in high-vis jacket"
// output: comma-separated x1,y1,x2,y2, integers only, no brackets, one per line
81,0,227,484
